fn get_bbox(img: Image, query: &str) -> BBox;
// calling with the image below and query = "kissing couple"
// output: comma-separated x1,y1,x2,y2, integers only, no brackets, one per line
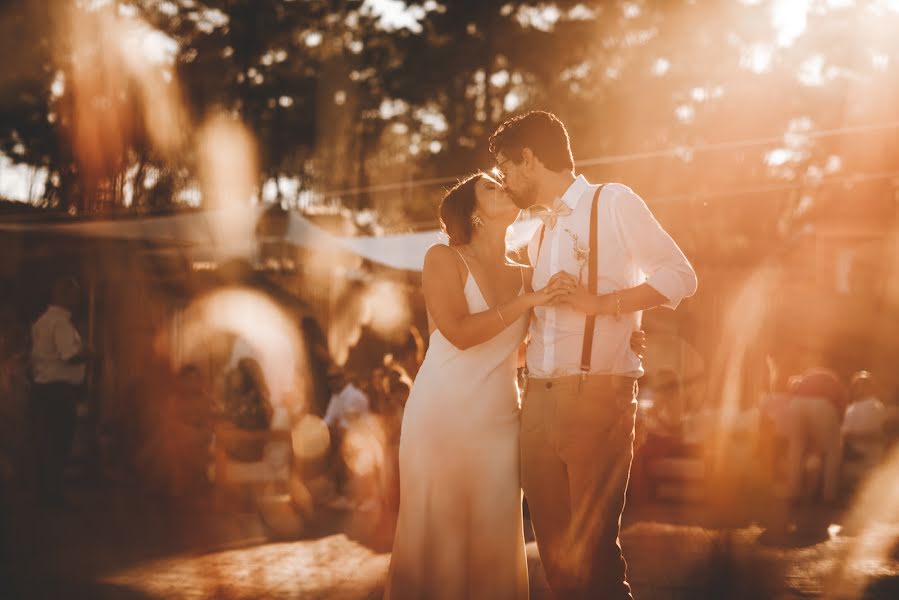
384,111,697,600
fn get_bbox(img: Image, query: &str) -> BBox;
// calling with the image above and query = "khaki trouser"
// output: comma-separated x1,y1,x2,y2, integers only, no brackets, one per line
521,374,637,600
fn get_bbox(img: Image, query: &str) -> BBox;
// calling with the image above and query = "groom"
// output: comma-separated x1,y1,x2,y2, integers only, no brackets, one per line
490,111,697,599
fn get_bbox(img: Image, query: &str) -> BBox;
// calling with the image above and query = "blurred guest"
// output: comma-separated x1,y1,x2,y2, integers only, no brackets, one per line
301,316,332,417
323,368,370,431
632,369,695,500
643,368,687,440
784,368,846,503
170,365,215,492
841,371,887,466
758,379,798,497
842,371,885,437
377,364,411,514
367,366,389,414
221,357,273,461
383,353,414,393
323,367,370,508
29,276,85,507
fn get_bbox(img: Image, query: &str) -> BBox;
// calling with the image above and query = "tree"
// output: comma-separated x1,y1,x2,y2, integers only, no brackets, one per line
2,0,898,225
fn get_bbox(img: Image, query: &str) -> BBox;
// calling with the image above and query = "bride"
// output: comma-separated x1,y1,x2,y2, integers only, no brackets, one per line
383,172,564,599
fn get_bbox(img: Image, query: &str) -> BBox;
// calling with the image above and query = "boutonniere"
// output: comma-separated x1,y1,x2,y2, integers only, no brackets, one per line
565,228,590,283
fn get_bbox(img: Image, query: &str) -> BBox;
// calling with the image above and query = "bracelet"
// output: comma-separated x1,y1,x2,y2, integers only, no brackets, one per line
497,306,507,326
613,291,621,321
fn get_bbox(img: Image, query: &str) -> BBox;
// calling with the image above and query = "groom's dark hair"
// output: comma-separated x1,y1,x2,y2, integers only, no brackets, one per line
488,111,574,172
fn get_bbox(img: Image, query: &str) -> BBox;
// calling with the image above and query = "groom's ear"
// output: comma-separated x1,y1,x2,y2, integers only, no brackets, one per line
521,147,541,170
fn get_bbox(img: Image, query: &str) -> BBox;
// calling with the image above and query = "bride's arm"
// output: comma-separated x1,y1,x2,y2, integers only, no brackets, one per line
423,245,558,351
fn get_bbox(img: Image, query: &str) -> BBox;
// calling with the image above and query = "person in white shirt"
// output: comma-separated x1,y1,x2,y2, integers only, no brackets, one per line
842,370,887,467
29,276,86,507
323,368,370,507
842,371,885,437
491,111,697,600
323,369,371,430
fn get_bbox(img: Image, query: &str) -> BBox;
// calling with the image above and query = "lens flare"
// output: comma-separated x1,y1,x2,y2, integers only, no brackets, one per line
826,445,899,599
704,267,779,484
341,414,387,479
196,113,260,259
365,280,412,341
291,413,331,463
176,286,309,419
61,4,189,198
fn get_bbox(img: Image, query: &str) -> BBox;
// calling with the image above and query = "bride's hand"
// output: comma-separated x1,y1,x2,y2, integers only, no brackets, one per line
526,281,568,307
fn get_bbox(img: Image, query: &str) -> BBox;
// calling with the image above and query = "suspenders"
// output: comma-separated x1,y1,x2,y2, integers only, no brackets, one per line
579,185,604,374
532,184,605,376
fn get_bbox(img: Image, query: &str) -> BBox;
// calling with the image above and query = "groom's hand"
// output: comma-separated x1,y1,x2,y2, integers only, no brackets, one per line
630,330,646,359
548,271,607,315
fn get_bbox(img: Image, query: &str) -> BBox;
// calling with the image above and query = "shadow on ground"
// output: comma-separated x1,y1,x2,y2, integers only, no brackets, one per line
3,482,899,600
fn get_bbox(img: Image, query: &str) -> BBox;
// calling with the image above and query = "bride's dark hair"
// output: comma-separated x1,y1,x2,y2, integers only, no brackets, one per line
439,172,483,246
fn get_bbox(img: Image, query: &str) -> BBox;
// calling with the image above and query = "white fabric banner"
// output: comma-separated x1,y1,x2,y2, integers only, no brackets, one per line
0,208,541,271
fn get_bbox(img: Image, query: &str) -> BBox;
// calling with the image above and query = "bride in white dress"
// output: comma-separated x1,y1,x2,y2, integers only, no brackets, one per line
384,173,565,600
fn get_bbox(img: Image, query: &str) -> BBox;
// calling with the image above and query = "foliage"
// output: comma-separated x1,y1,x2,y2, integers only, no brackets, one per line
0,0,897,234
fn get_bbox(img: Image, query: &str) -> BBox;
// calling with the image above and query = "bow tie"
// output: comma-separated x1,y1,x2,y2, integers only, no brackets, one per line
539,203,572,230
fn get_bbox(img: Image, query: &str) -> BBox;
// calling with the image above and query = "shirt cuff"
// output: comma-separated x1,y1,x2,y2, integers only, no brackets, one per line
645,270,697,310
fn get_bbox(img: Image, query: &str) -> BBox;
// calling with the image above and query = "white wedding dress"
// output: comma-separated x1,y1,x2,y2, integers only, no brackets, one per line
384,254,529,600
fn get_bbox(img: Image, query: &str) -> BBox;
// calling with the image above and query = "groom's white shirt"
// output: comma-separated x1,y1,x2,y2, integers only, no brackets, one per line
526,176,697,378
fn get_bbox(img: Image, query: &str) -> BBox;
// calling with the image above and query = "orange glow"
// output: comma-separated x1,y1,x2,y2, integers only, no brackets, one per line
196,113,260,257
291,414,331,463
827,445,899,598
61,4,189,196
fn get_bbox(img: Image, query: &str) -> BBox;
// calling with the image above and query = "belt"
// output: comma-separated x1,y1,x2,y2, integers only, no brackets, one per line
526,373,636,391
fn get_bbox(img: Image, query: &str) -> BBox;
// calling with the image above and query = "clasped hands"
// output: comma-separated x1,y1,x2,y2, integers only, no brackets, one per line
532,271,645,357
535,271,614,316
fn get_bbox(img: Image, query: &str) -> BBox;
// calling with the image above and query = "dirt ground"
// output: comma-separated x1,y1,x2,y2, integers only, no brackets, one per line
2,482,898,600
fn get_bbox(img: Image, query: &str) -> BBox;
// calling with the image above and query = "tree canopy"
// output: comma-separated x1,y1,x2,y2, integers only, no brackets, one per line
1,0,897,233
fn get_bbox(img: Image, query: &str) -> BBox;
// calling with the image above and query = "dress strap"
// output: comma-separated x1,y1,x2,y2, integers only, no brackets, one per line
448,245,473,277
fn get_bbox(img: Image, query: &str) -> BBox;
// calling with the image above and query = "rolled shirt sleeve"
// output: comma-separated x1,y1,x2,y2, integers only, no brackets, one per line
612,185,698,309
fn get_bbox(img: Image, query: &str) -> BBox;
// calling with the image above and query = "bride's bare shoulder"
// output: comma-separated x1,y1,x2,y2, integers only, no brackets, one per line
424,243,453,261
424,243,460,272
423,244,467,286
